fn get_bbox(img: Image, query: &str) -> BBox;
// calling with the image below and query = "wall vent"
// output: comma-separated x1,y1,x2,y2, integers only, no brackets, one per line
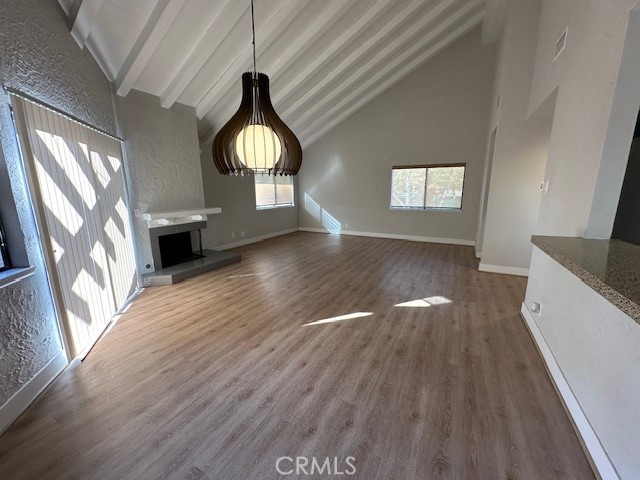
554,28,567,61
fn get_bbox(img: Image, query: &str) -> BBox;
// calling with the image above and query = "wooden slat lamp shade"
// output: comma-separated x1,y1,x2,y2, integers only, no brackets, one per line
212,72,302,176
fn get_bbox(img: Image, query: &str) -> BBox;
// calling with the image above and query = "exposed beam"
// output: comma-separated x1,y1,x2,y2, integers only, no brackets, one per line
115,0,186,97
293,0,482,134
199,0,352,143
301,11,485,148
284,0,458,125
482,0,509,43
160,0,249,109
268,0,396,109
200,0,397,143
195,0,309,118
70,0,105,48
264,0,354,88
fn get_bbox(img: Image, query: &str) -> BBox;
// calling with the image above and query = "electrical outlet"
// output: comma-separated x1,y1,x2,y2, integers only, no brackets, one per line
531,302,542,315
345,223,350,229
241,231,245,237
231,232,236,239
540,180,549,193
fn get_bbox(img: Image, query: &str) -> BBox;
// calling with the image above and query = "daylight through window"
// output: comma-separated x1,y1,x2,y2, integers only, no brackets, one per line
255,175,295,210
390,164,465,210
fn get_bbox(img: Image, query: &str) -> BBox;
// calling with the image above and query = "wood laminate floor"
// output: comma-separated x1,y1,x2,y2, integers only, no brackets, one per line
0,232,593,479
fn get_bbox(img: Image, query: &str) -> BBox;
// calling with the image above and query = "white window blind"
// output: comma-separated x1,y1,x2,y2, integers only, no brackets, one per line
11,95,137,358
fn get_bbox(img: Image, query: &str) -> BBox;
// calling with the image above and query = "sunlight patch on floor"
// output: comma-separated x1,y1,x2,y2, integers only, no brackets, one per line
303,312,373,326
394,296,452,308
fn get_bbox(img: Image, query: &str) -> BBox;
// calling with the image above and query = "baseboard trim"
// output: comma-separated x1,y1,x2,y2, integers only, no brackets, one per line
215,228,300,251
478,262,529,276
520,303,619,480
0,350,68,435
299,227,475,247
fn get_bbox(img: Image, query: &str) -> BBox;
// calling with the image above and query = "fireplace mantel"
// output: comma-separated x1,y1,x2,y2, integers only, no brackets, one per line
141,207,222,228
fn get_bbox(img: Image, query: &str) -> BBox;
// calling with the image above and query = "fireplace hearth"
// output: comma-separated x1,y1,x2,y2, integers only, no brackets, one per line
142,213,241,286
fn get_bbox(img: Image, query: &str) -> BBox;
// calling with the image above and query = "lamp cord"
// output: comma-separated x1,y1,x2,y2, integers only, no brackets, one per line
251,0,257,77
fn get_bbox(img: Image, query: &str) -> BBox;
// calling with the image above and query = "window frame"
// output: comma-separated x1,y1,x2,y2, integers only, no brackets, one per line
390,163,466,212
254,174,295,211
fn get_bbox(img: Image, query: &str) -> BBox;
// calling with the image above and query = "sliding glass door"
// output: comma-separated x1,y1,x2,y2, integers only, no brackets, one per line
12,95,137,359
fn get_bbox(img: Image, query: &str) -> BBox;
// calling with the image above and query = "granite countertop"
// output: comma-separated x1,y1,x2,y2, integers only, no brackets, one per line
531,236,640,323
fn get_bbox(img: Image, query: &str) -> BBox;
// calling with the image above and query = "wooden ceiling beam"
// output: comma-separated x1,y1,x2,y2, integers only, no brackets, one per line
194,0,309,119
268,0,397,110
115,0,186,97
160,0,248,109
69,0,105,48
301,10,485,147
264,0,353,84
198,0,353,144
284,0,459,126
199,0,397,144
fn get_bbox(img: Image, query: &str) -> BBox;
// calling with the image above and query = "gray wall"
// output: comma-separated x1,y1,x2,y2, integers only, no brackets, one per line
479,0,640,272
199,142,299,248
116,90,204,273
297,28,496,243
0,0,116,404
477,0,549,273
529,0,640,238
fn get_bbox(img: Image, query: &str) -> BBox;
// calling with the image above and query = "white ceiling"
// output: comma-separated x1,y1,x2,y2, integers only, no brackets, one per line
59,0,488,147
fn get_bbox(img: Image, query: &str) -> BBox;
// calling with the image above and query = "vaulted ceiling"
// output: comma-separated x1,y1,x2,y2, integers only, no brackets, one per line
59,0,489,147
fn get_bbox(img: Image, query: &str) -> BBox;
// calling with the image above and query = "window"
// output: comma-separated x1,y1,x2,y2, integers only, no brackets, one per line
390,164,466,210
0,217,9,272
255,175,295,209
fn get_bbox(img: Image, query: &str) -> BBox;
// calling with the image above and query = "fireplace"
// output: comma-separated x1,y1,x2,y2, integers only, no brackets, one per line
158,231,203,268
149,221,206,271
141,208,241,286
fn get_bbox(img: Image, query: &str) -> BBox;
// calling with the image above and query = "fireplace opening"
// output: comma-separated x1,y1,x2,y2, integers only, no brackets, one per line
158,231,203,269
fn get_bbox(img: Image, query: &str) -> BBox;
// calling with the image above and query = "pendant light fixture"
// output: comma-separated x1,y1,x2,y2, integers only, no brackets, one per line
212,0,302,176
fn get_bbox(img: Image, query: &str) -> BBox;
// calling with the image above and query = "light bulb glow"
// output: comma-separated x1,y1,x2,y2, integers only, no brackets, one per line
235,124,282,170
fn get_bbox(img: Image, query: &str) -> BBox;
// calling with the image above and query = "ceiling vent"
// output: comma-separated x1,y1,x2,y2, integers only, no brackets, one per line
554,28,568,61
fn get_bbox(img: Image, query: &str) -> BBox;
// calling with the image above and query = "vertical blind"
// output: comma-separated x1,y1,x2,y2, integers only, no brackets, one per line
11,95,137,358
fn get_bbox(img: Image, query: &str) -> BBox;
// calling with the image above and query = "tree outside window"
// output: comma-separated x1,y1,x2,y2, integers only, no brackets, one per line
391,164,465,210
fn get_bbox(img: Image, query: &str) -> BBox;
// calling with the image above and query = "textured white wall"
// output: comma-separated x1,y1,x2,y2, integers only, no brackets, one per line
199,141,299,248
0,0,117,404
525,247,640,478
297,28,496,243
116,90,204,273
